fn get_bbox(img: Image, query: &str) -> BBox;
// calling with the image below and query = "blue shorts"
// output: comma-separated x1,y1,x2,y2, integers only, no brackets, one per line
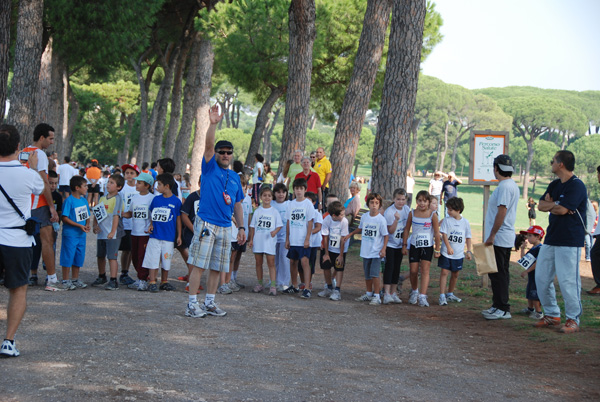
526,271,539,301
287,245,311,261
60,235,86,268
438,254,463,272
363,258,381,279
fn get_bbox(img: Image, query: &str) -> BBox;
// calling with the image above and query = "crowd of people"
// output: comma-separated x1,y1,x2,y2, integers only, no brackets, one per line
0,114,598,358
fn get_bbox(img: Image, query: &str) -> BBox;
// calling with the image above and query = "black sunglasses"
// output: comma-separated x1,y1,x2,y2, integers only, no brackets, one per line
217,150,233,155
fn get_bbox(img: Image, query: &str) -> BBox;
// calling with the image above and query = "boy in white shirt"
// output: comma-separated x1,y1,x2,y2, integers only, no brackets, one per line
318,201,349,301
438,197,472,305
345,193,389,305
304,191,322,291
272,183,290,291
248,187,283,295
118,163,140,286
283,178,315,298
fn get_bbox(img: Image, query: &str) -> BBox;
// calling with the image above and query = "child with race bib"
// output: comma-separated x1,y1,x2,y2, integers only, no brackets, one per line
518,225,544,319
272,183,290,291
121,172,155,291
142,173,182,293
382,188,410,304
248,186,283,295
318,201,349,301
402,190,440,307
346,193,389,305
91,174,125,290
438,197,472,306
60,176,91,290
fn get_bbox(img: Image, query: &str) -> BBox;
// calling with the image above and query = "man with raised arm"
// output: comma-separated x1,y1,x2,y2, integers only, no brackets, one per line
185,105,246,318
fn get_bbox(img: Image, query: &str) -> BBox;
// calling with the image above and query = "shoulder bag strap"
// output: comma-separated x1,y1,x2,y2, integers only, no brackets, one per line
0,183,27,222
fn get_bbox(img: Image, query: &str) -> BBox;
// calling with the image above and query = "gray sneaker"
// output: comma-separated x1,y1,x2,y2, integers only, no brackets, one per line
446,294,462,303
408,290,418,305
62,280,76,290
355,293,372,302
418,294,429,307
529,310,544,320
227,281,241,292
127,279,141,289
482,306,497,315
318,288,333,298
232,279,245,289
329,290,341,301
382,293,394,305
45,280,65,292
91,276,108,287
217,284,232,294
185,301,207,318
104,279,119,290
439,294,448,306
72,279,88,289
204,301,227,317
391,293,402,304
137,280,148,291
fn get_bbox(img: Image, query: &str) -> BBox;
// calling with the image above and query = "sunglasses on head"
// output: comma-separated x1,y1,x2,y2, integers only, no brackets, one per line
217,150,233,155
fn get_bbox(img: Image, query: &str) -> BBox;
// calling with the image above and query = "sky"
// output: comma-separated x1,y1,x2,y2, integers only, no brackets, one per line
421,0,600,92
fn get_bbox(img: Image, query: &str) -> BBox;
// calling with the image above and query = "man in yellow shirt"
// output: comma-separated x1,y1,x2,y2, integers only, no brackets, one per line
314,147,332,204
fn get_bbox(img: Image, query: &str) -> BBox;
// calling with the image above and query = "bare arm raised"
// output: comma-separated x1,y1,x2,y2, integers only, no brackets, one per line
204,104,224,163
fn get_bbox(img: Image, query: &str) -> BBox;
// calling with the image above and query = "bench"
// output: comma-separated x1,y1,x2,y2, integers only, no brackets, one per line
348,208,369,246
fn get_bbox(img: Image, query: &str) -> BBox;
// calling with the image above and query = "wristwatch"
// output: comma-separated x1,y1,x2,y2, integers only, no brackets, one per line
238,227,245,231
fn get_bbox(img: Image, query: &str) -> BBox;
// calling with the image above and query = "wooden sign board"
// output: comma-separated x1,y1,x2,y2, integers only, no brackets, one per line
468,130,509,185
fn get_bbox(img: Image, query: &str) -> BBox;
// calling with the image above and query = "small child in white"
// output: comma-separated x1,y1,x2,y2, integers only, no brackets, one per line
382,188,410,304
272,183,290,291
318,201,349,301
438,197,472,306
248,187,283,295
304,191,323,290
345,193,388,305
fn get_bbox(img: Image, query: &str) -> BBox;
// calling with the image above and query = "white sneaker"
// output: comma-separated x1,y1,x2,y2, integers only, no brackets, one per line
355,293,373,302
0,339,19,357
369,297,382,305
418,294,429,307
483,309,511,320
318,288,333,298
329,289,341,301
382,293,394,305
185,301,207,318
482,306,496,315
228,281,241,292
217,284,232,294
391,293,402,304
529,310,544,320
137,280,148,291
127,279,141,289
446,294,462,303
408,290,418,305
439,294,448,306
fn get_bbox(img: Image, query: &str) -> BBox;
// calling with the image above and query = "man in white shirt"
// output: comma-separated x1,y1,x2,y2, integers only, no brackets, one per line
0,124,45,357
57,155,76,200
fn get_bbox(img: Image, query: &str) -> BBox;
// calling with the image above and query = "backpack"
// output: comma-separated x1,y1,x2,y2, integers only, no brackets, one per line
577,198,596,235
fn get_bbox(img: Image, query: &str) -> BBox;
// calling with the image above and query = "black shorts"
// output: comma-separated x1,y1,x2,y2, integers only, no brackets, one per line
88,184,100,193
0,245,32,289
231,241,246,253
408,246,434,263
58,185,71,194
321,250,346,272
119,230,132,251
179,230,193,250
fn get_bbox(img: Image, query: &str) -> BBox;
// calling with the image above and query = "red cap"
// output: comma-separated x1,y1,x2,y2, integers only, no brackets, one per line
520,225,545,239
121,164,140,175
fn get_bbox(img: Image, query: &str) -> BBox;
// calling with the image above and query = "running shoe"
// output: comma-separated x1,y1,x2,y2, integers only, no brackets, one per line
0,340,19,357
148,283,159,293
418,295,429,307
282,286,299,294
329,290,341,301
318,288,333,298
91,276,108,287
204,301,227,317
127,279,141,289
300,289,312,299
369,297,382,305
45,281,64,292
218,284,233,294
446,294,462,303
355,293,372,302
104,279,119,291
160,282,176,291
439,294,448,306
408,290,418,305
119,274,135,286
72,279,88,289
252,284,264,293
185,301,207,318
391,293,403,304
62,280,76,290
483,309,511,320
382,293,394,305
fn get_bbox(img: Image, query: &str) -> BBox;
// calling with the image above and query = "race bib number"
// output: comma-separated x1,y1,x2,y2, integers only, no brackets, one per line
290,208,306,223
517,253,536,270
329,234,341,249
92,203,108,223
152,207,171,222
125,193,135,211
447,233,463,244
133,205,149,220
363,227,377,240
415,233,431,248
256,216,273,230
394,229,403,240
74,205,89,222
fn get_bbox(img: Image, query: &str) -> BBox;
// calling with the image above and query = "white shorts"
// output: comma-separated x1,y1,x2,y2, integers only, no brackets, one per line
142,238,174,270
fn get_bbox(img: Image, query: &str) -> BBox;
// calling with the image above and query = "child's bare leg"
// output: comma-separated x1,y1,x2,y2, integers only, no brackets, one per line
109,259,119,278
533,300,542,312
266,255,276,285
72,267,80,280
290,260,299,287
409,262,419,291
97,257,106,276
62,266,70,281
384,284,392,295
335,271,344,287
419,261,431,295
448,271,459,293
161,268,169,283
372,277,381,295
439,269,450,295
300,257,311,287
365,278,373,293
149,268,158,283
323,268,332,285
254,253,264,282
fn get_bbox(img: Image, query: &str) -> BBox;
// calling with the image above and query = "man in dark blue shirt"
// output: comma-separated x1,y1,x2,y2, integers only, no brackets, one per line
441,171,462,217
534,150,587,334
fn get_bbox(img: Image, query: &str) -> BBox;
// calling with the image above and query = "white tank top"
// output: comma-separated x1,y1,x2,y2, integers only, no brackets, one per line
410,209,434,248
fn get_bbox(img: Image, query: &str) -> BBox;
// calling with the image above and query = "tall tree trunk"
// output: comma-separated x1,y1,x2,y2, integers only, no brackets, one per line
245,87,284,166
522,137,534,200
532,170,538,194
407,118,420,173
278,0,316,174
189,39,214,191
35,37,65,153
372,0,425,202
310,113,317,130
560,131,567,150
450,134,461,172
0,0,10,122
232,102,240,128
434,142,441,171
6,0,44,145
62,80,78,159
164,37,193,158
329,0,393,201
130,48,154,165
56,67,69,158
263,106,280,164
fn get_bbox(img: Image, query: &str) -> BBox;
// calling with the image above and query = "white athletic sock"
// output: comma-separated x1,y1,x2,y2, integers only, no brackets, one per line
47,274,58,283
188,295,197,304
205,294,215,305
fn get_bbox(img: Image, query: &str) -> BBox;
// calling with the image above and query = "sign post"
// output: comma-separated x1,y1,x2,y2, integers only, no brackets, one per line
469,130,509,287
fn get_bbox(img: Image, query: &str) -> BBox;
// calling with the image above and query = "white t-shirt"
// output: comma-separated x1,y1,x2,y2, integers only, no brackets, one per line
384,204,410,249
120,182,138,231
272,200,288,243
359,212,389,259
252,161,264,184
130,193,155,236
429,179,443,196
309,211,323,248
321,215,349,253
0,161,45,247
250,205,283,255
484,178,520,248
440,215,471,260
406,176,415,193
98,176,108,194
57,163,76,186
286,198,315,247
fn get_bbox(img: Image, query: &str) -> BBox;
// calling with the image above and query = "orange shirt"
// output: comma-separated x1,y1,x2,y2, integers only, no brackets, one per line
22,146,49,208
86,166,102,181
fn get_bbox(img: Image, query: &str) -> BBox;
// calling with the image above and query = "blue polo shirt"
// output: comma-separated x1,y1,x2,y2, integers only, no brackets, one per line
197,155,244,227
540,175,587,247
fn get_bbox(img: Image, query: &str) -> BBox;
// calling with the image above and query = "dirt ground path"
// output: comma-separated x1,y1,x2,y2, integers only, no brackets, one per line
1,234,599,401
